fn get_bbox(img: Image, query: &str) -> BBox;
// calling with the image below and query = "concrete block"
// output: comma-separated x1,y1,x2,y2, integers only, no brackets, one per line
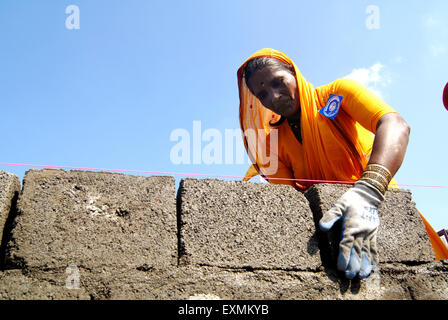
304,184,435,265
5,169,177,270
2,261,448,300
72,260,448,300
177,178,320,270
0,270,90,300
0,171,20,245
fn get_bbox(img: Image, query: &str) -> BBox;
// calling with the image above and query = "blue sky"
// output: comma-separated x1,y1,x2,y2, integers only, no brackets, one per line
0,0,447,231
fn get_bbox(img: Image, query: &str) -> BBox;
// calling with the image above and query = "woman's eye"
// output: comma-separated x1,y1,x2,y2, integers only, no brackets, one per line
272,78,283,88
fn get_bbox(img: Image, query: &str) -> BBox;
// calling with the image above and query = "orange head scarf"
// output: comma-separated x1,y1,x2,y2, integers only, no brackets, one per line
238,48,375,189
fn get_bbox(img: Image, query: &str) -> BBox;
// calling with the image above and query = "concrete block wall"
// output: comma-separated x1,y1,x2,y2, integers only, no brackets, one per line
305,184,435,266
177,178,320,270
0,169,447,300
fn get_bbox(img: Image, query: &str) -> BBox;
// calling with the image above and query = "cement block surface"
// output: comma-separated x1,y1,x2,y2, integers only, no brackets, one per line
5,169,177,270
0,171,20,244
0,269,90,300
3,261,446,300
178,178,320,270
305,184,435,265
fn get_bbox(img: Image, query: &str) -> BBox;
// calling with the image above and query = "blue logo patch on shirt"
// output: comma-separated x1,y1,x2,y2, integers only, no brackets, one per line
319,94,343,119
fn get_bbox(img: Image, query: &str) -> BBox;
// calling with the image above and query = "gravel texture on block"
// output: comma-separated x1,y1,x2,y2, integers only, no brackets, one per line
5,169,177,270
0,171,20,247
178,178,320,270
304,183,435,266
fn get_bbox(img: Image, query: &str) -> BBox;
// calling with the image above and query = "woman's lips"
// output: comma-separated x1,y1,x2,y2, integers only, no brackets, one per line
274,100,293,114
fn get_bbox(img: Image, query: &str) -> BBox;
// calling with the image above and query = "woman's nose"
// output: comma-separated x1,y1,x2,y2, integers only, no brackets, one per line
271,90,281,103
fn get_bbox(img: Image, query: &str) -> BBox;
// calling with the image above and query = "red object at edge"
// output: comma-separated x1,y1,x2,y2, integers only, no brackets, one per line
443,82,448,111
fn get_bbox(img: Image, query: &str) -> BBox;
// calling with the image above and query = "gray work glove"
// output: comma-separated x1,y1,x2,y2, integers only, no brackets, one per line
319,180,383,279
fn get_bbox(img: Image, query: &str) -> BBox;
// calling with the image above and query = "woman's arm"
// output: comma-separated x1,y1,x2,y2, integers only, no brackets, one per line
329,78,410,178
368,112,411,177
263,160,297,188
319,80,412,279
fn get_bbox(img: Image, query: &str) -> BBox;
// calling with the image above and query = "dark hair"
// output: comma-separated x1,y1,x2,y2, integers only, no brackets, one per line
244,57,294,127
243,57,295,88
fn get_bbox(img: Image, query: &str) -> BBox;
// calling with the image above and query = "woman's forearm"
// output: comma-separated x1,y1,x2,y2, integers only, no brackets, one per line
367,113,411,177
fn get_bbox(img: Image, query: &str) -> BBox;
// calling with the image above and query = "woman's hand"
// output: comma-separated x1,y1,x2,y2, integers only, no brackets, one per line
319,180,383,279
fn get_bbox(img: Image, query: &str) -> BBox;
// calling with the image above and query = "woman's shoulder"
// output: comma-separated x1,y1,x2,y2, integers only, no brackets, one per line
316,78,365,94
315,78,369,106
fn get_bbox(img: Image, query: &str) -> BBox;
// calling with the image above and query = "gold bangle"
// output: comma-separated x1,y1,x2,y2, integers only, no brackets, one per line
361,171,390,186
360,164,393,195
359,177,387,195
364,164,392,182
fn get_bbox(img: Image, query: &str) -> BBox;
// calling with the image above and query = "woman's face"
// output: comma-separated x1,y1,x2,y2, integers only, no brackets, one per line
247,65,300,119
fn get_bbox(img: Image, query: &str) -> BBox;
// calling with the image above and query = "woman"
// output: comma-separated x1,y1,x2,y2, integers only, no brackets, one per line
237,48,448,279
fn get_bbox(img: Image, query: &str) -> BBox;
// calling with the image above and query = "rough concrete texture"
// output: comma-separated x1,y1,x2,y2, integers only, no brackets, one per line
1,262,446,300
0,170,446,300
0,171,20,245
0,269,90,300
4,169,177,270
177,178,320,270
305,184,435,266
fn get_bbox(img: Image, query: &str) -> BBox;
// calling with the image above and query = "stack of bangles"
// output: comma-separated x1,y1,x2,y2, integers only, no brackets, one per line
359,164,392,195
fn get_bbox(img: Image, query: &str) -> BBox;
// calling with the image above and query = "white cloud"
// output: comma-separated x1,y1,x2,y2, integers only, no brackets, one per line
421,14,447,57
392,56,405,64
423,15,439,27
343,63,391,99
429,44,447,57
